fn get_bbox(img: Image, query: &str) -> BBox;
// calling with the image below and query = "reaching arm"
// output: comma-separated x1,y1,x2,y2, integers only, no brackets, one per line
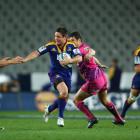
0,57,10,67
0,56,23,68
22,50,40,63
84,48,108,69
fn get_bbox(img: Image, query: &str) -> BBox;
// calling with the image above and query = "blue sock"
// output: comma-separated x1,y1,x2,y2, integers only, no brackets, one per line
48,99,58,113
58,98,67,118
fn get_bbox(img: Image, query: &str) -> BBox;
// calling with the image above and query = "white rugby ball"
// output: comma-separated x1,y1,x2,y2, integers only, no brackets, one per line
57,53,72,68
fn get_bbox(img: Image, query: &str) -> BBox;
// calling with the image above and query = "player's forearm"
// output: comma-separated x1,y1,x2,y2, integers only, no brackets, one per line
84,49,96,61
71,55,82,64
0,60,10,67
23,51,39,62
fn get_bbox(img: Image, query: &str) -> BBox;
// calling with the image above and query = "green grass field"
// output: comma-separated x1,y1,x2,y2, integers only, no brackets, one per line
0,111,140,140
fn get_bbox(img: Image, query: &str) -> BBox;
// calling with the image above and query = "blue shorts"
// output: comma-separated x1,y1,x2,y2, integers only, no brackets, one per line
131,73,140,90
48,71,71,92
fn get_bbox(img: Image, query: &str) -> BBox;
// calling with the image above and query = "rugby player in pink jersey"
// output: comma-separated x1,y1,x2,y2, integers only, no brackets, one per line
60,32,125,128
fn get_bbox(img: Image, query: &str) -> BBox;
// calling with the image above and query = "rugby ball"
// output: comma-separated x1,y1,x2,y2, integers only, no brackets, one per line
57,53,72,68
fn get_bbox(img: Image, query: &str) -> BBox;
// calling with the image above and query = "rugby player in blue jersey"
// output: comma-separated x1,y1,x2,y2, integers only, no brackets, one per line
22,27,81,127
121,47,140,120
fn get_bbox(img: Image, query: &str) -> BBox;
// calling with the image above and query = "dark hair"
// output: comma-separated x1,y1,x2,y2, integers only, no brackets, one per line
69,31,82,40
56,27,68,37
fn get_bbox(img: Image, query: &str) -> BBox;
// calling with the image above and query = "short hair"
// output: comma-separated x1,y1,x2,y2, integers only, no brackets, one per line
56,27,68,37
69,31,82,40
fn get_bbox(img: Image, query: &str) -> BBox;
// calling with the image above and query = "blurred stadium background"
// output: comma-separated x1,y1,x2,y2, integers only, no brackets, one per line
0,1,140,140
0,0,140,115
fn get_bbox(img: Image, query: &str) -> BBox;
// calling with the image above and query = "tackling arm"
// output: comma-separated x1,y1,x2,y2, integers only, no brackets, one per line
69,55,82,64
84,48,96,61
60,55,82,66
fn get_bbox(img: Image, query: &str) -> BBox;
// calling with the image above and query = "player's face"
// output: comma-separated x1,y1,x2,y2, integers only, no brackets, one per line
69,37,79,47
55,32,66,46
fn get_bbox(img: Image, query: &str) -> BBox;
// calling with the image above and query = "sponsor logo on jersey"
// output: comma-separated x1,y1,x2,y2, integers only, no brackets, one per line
38,46,46,52
73,48,81,55
51,48,56,52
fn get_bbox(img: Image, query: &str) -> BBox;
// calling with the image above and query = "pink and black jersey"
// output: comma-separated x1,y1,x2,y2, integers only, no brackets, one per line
78,43,104,80
77,43,107,94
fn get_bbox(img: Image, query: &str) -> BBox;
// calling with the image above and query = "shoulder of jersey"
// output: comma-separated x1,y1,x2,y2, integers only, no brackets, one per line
67,41,77,47
44,41,56,47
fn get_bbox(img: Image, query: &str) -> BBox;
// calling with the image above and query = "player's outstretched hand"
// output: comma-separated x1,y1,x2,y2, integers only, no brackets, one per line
10,56,24,64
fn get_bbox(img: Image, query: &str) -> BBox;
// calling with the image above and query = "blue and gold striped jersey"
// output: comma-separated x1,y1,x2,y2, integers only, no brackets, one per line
37,40,80,77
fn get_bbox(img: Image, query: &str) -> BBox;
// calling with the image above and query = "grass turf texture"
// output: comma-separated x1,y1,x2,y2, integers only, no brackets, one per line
0,111,140,140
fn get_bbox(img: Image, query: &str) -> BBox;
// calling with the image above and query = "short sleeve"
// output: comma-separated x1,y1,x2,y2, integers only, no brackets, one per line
37,45,49,56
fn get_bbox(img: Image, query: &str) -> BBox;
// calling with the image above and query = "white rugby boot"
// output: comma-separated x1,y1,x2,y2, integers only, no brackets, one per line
57,117,64,127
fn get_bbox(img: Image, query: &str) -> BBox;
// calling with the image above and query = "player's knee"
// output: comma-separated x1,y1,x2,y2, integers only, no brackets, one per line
128,96,136,103
128,92,138,103
102,101,109,107
73,97,80,105
99,97,108,106
73,99,77,105
59,91,68,98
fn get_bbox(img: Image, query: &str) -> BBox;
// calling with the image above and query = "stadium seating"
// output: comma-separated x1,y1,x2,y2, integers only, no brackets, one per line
0,0,140,73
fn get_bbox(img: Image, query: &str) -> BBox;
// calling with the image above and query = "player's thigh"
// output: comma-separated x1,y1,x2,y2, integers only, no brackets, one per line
56,81,68,97
98,90,109,105
74,88,92,103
